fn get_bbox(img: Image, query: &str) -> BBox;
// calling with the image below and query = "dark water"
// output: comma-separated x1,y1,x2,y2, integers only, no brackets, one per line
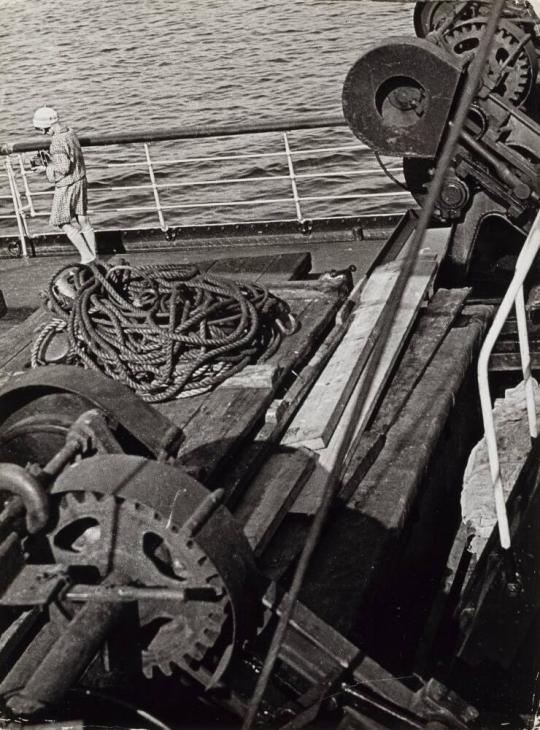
0,1,414,232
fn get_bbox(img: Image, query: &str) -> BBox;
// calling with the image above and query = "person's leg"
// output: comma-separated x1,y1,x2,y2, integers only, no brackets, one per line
60,222,95,264
78,214,97,259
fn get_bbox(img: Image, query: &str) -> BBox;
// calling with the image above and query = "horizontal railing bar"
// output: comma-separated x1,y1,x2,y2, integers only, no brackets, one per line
7,189,410,218
301,192,410,201
109,167,402,191
101,144,369,169
0,114,347,155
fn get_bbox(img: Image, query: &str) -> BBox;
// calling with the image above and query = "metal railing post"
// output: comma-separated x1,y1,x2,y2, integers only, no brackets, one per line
144,143,167,231
5,158,29,257
515,284,538,439
17,154,36,216
477,209,540,549
282,132,304,223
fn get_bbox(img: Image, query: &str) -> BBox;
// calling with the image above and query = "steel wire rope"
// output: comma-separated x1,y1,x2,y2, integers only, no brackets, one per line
241,2,509,727
33,261,295,402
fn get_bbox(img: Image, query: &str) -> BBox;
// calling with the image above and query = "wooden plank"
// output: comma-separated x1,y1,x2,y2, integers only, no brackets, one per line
281,263,403,450
347,257,437,444
296,307,493,646
223,291,352,503
176,386,271,484
338,431,386,504
291,258,436,514
337,288,470,502
0,308,53,372
369,287,471,432
255,252,312,283
203,252,311,281
177,288,344,487
237,448,316,556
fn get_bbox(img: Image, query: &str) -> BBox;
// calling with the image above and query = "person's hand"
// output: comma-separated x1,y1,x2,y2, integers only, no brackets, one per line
27,150,50,172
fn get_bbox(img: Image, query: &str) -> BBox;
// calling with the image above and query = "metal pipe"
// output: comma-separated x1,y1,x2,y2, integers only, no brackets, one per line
110,166,401,191
103,143,368,169
283,132,304,223
4,158,29,257
0,462,48,534
7,574,125,716
10,164,32,238
144,143,167,231
478,210,540,549
0,114,347,155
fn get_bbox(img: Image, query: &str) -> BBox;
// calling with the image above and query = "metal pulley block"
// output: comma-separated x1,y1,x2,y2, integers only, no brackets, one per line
342,37,463,158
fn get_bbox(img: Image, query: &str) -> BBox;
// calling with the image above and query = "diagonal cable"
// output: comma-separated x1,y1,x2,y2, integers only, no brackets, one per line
241,1,509,727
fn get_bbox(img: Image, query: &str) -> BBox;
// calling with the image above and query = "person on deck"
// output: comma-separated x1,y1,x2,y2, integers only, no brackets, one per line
31,106,96,266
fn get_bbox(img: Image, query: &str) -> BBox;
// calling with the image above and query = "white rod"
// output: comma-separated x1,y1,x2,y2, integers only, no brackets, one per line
144,143,167,231
4,159,28,257
515,284,538,438
109,167,403,191
103,144,368,169
477,210,540,549
283,132,304,223
17,154,36,216
10,165,31,238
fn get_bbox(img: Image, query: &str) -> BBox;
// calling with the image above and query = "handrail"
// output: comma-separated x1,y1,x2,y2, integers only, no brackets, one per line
0,114,346,155
0,124,412,253
477,209,540,549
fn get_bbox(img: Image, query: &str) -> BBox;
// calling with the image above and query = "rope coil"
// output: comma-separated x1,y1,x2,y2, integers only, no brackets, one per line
33,261,296,402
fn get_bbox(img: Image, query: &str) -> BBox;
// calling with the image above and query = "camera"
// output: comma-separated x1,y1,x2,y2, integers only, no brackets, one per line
29,150,50,169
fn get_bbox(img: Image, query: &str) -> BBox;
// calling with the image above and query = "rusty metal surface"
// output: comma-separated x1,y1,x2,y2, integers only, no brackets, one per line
0,366,182,461
342,37,463,158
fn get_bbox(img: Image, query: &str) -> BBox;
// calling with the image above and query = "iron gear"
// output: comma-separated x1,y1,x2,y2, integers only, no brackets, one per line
28,454,258,688
49,491,228,679
414,1,485,38
441,18,538,106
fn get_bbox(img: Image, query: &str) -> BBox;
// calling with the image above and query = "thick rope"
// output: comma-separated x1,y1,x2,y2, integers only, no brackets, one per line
34,261,296,402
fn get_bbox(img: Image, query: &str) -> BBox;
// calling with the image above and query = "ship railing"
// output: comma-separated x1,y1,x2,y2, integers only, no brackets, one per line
0,116,413,258
477,208,540,549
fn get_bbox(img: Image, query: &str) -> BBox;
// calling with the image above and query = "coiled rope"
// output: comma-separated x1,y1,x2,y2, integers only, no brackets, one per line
33,261,296,403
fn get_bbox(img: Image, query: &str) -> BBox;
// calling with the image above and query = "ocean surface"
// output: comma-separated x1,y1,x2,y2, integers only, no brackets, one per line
0,0,414,233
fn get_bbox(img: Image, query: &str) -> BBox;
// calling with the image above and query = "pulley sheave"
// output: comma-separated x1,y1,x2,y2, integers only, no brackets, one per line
342,37,463,158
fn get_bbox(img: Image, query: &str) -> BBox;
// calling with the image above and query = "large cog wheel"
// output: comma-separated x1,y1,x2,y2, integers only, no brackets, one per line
442,18,538,106
38,455,257,687
49,490,228,679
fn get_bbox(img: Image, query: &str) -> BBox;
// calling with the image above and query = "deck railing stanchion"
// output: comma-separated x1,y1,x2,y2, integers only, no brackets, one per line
5,158,29,257
144,143,167,231
477,209,540,550
515,284,538,438
17,154,36,217
282,132,304,223
9,162,31,240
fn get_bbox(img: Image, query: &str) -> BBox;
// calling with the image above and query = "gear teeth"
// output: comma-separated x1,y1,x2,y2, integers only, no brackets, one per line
142,664,155,680
157,662,174,677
